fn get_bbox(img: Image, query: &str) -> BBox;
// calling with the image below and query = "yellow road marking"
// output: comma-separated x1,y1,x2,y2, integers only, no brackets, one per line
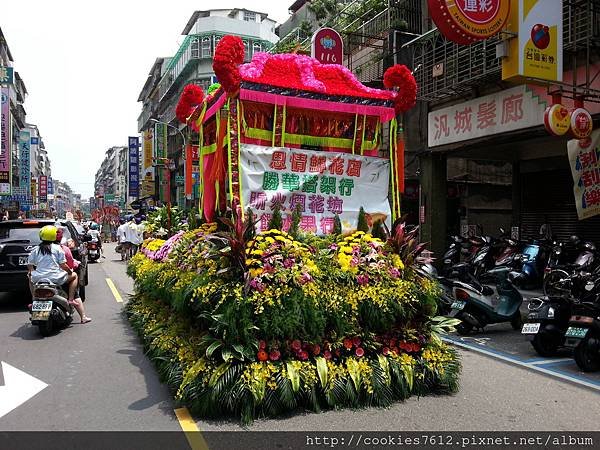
105,278,123,303
174,407,209,450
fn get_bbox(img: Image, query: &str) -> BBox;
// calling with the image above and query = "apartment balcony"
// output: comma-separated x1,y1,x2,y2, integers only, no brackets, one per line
137,104,157,132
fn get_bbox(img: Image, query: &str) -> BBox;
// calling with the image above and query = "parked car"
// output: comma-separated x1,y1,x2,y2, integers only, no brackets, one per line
0,219,89,301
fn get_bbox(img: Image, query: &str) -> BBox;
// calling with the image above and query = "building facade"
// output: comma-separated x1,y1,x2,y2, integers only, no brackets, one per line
137,9,279,207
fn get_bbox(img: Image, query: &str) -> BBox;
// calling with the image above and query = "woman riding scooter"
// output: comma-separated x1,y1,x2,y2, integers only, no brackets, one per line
27,225,91,324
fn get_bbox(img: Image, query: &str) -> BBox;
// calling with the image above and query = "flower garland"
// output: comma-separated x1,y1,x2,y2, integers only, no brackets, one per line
212,35,245,93
175,84,204,124
383,65,417,114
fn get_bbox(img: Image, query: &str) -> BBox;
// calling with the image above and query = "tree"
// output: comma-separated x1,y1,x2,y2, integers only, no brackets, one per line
333,214,342,235
290,204,302,239
268,204,283,231
357,207,369,233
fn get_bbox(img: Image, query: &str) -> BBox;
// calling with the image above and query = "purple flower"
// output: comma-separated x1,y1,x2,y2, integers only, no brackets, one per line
389,268,401,279
329,243,339,250
249,278,265,293
283,258,294,269
350,256,359,267
357,274,369,286
299,272,313,284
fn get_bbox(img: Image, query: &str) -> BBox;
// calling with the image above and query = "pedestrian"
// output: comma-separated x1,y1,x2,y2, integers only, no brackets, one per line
55,227,91,324
117,218,129,261
124,217,138,259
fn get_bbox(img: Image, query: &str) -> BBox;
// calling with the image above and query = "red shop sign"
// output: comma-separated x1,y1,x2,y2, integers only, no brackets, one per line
311,28,343,65
428,0,510,45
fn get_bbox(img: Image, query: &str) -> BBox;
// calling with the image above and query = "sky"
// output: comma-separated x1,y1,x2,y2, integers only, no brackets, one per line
1,0,291,198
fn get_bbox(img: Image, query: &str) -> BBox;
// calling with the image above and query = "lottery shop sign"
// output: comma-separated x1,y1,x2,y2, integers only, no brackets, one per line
568,130,600,220
240,144,391,235
428,0,510,45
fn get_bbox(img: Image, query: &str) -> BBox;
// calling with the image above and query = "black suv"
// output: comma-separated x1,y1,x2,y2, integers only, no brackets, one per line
0,219,89,301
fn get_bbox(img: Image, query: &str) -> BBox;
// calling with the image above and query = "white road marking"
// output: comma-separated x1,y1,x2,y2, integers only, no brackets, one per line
0,361,48,419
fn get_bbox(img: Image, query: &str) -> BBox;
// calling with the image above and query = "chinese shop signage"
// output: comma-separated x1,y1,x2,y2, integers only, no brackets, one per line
240,144,391,235
502,0,563,83
0,87,10,195
568,130,600,220
428,0,510,45
39,176,48,202
428,85,546,147
544,103,570,137
19,131,30,192
128,136,139,198
311,28,344,65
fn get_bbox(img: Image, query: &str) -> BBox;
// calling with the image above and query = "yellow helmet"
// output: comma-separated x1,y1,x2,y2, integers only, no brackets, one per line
39,225,58,242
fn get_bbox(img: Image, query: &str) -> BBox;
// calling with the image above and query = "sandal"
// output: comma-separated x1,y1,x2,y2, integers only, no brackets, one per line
81,317,92,324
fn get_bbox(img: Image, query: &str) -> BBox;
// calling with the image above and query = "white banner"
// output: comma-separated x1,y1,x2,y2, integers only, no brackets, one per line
428,85,547,147
240,144,391,235
567,130,600,220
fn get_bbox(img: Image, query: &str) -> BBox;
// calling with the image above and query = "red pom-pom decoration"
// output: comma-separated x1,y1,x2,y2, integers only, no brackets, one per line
175,84,204,123
213,35,245,93
384,64,417,114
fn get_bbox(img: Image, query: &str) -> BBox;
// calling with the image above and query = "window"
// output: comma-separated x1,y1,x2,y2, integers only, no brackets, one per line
201,37,211,58
191,38,200,58
213,35,221,52
243,40,250,61
243,11,256,22
253,42,262,55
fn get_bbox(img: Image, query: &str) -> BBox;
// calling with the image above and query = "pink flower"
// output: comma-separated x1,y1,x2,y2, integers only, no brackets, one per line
323,350,332,360
291,340,302,351
382,347,390,356
269,350,281,361
297,350,309,361
389,268,400,279
249,279,265,293
329,243,339,250
283,258,294,269
355,347,365,357
258,340,266,350
357,274,369,286
352,336,361,347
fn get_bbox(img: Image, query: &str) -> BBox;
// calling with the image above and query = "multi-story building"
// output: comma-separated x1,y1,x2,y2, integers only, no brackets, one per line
94,146,124,209
53,179,74,218
137,9,279,206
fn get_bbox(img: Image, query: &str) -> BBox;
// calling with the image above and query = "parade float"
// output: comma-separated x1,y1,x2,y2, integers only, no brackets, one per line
126,35,460,424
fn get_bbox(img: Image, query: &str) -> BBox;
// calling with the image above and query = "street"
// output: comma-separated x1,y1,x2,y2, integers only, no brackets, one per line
1,243,600,435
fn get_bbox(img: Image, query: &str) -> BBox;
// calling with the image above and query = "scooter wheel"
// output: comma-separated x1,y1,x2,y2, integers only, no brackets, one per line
574,335,600,372
510,314,523,331
531,332,559,357
455,313,473,335
38,319,54,337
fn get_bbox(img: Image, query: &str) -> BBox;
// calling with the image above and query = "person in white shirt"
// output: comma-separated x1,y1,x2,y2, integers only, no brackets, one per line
117,218,128,261
124,218,138,258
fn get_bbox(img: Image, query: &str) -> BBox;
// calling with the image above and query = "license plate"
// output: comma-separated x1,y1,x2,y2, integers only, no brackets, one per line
451,301,466,310
32,301,52,312
31,310,51,320
565,327,588,338
521,323,541,334
18,256,28,265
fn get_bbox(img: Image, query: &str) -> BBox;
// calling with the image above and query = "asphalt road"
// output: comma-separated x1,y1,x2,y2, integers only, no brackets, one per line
1,243,600,438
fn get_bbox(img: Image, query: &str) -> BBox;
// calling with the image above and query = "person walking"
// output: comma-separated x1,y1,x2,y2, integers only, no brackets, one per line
117,218,129,261
124,217,138,259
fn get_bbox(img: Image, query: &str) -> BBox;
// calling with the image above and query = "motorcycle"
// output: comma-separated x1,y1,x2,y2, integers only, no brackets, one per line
510,240,552,289
28,280,75,337
522,295,574,356
563,273,600,371
448,265,523,335
543,241,598,297
86,240,100,262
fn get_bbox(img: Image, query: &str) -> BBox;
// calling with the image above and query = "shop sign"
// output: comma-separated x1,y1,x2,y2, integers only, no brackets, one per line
544,104,570,137
428,85,547,147
568,129,600,220
128,137,140,198
0,87,11,195
154,123,167,159
240,144,391,235
0,66,14,85
143,129,153,172
39,176,48,202
502,0,563,83
570,108,593,140
311,28,343,64
428,0,510,45
19,131,30,192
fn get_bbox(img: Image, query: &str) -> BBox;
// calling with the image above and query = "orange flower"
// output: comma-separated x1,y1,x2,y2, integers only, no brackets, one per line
257,350,268,361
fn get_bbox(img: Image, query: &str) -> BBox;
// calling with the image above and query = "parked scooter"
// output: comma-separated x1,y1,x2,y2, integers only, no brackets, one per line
448,265,523,335
544,240,598,297
28,279,75,336
522,295,574,356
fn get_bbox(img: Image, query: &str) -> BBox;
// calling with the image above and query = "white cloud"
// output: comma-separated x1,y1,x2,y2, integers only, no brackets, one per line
1,0,291,197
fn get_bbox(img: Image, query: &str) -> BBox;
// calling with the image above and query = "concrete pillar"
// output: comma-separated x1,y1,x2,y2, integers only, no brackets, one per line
419,152,447,260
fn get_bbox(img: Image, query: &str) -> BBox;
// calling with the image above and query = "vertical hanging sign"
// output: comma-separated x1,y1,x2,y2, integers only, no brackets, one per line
128,136,140,198
39,175,48,202
19,130,30,191
0,87,11,195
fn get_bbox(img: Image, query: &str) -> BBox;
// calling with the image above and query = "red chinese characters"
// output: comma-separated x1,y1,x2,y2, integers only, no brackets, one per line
434,114,450,140
269,150,287,170
454,107,472,134
501,94,524,125
477,101,497,129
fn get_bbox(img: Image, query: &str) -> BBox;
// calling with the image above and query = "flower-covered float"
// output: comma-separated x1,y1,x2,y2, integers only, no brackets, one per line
127,36,460,424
